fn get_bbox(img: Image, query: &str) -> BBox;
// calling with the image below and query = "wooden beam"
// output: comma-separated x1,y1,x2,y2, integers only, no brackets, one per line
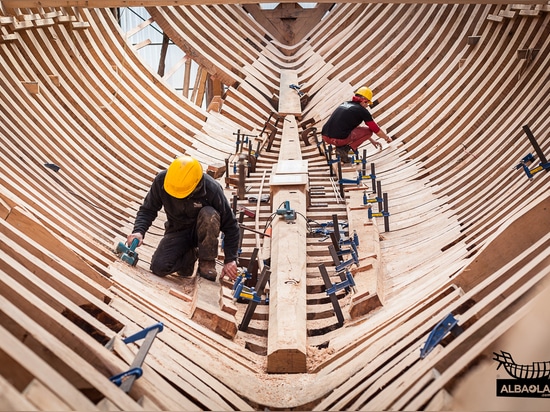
267,116,308,374
0,0,545,8
278,69,301,116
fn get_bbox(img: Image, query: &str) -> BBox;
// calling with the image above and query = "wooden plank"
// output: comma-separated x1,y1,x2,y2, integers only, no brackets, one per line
0,322,101,411
267,116,308,373
0,375,38,411
278,69,302,116
23,379,73,411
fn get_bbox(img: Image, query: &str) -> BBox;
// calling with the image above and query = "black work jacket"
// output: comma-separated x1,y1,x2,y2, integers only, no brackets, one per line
132,171,240,263
321,101,375,139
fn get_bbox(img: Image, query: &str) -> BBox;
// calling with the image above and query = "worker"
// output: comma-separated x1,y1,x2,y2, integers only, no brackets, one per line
321,86,393,163
126,155,240,282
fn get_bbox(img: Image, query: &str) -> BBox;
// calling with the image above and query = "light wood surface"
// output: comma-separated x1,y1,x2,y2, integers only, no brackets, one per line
0,2,548,410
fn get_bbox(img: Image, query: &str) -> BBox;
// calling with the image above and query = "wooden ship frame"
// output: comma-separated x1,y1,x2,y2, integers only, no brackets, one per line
0,0,549,410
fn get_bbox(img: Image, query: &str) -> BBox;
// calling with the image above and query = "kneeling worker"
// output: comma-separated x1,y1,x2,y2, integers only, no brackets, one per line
126,155,240,282
322,86,393,163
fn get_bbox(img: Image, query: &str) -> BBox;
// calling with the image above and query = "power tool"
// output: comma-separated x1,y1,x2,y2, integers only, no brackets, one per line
115,238,140,266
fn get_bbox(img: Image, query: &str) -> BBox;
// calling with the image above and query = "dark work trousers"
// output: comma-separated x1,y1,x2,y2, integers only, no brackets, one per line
150,206,221,276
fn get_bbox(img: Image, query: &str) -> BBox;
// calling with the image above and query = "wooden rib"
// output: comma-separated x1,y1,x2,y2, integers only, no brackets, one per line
0,2,548,410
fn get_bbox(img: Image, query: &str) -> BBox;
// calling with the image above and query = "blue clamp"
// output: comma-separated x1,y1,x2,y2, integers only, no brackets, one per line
368,206,390,219
515,153,550,179
311,220,349,237
335,239,359,272
289,83,304,97
363,191,383,205
232,270,266,303
109,367,143,386
339,171,363,186
325,270,356,296
420,313,463,358
122,322,164,344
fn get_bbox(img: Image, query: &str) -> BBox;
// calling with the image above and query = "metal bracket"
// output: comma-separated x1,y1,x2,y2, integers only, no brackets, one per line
420,313,463,359
109,322,164,392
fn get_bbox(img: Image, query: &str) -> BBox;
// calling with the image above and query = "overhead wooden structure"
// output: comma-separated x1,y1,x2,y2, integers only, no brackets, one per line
0,1,549,410
0,0,546,7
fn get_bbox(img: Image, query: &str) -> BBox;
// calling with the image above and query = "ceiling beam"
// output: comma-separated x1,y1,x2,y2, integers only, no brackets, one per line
0,0,544,9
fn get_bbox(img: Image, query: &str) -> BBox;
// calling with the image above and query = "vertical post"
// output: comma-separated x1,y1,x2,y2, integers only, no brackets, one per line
522,125,548,165
238,154,246,200
383,192,390,232
235,129,241,153
232,194,238,214
225,158,230,188
318,264,345,327
332,214,341,244
338,161,345,199
377,181,383,213
371,163,376,193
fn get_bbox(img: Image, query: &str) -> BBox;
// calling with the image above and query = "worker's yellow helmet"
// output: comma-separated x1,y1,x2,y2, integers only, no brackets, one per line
164,155,203,198
355,86,373,102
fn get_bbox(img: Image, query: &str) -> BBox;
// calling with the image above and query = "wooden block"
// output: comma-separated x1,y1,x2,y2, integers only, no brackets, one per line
71,21,90,30
2,33,18,42
49,74,61,86
207,96,223,113
486,14,504,22
498,10,517,18
517,48,539,59
349,292,383,319
56,15,76,24
467,36,480,46
207,163,227,179
0,16,14,25
33,18,55,27
168,287,192,303
0,196,10,219
519,9,540,16
190,277,238,339
510,4,533,10
11,19,33,30
22,81,39,94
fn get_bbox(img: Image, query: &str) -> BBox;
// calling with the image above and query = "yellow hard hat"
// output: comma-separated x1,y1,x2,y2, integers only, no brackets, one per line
164,155,203,198
355,86,373,102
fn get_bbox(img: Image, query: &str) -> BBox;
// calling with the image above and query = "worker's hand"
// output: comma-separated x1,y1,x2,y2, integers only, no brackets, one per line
221,260,238,281
126,232,143,247
372,139,382,150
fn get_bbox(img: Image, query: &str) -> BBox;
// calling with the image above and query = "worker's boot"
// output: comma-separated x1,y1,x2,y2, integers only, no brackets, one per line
335,145,352,163
196,206,221,281
197,260,217,281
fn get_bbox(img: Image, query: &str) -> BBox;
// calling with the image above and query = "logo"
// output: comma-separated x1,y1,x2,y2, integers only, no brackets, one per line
493,350,550,398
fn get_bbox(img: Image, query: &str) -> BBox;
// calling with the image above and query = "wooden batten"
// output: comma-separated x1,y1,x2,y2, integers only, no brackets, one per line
345,185,384,317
